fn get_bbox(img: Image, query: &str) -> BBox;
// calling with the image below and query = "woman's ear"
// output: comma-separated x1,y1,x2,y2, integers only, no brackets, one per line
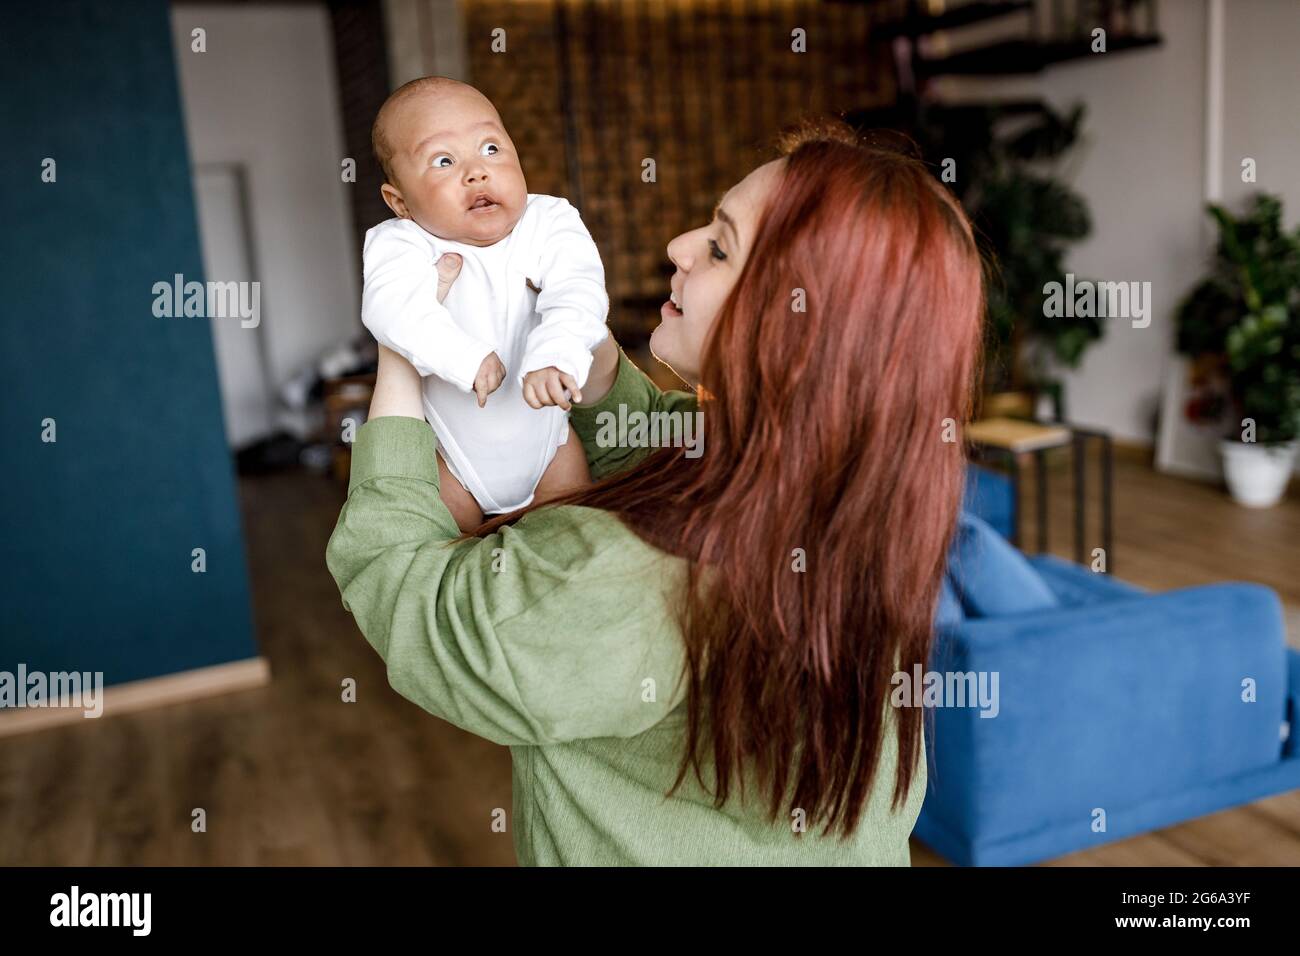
380,182,409,219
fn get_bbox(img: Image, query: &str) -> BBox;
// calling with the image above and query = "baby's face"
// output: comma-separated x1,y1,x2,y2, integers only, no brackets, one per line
381,87,527,246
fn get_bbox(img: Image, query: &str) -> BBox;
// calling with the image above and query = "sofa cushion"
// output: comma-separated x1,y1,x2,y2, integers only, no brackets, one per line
963,464,1015,541
948,513,1059,617
1028,554,1146,606
935,573,964,627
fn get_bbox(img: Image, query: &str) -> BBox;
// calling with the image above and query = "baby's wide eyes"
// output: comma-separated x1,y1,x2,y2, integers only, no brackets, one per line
430,144,497,168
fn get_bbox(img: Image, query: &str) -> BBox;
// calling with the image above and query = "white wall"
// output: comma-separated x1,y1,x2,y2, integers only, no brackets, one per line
938,0,1300,448
171,4,360,433
193,167,277,448
1219,0,1300,476
1219,1,1300,217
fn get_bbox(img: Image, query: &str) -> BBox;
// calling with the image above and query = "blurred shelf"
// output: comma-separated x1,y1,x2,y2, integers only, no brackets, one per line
918,34,1161,75
860,1,1034,40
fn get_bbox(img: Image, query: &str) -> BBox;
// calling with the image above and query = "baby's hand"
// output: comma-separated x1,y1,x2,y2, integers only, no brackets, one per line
473,352,506,408
522,366,582,411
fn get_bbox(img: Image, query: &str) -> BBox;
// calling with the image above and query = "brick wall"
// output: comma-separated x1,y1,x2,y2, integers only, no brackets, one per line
464,0,894,343
329,0,394,267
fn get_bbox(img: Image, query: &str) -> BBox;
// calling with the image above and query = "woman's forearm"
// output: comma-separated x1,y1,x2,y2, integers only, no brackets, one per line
574,332,620,408
369,344,426,420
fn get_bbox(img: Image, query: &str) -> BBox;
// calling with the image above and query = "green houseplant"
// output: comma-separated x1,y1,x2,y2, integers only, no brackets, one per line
1175,194,1300,507
969,104,1096,397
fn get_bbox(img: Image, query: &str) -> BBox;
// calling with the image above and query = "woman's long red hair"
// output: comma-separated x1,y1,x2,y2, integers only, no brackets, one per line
477,120,984,838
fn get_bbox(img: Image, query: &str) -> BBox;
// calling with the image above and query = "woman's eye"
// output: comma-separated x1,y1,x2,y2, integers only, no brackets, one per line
708,239,727,262
431,154,454,168
481,142,500,156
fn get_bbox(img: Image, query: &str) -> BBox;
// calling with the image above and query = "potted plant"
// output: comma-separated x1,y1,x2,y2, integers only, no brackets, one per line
969,104,1096,412
1176,194,1300,507
849,99,1097,415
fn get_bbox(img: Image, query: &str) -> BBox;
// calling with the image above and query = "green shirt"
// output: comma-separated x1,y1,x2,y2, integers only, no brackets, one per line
326,349,925,865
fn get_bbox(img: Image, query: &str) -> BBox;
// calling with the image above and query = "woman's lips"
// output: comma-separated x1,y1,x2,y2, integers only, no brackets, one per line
661,298,683,318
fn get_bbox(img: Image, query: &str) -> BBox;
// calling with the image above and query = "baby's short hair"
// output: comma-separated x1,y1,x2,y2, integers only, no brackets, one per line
372,75,477,185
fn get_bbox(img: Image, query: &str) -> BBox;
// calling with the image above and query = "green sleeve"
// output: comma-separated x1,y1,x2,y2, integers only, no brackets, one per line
569,347,700,479
325,415,687,746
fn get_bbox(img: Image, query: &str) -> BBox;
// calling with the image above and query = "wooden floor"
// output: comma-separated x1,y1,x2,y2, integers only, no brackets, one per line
0,471,516,866
0,451,1296,866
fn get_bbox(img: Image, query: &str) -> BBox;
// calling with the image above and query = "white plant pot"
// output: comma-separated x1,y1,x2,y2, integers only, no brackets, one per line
1220,440,1298,508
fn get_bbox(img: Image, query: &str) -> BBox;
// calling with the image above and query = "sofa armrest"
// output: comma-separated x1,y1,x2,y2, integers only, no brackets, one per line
924,583,1286,843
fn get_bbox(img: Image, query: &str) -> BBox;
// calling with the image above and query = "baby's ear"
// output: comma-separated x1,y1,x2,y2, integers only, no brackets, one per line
380,182,409,219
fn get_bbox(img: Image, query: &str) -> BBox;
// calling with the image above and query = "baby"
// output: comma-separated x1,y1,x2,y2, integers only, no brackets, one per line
361,76,608,531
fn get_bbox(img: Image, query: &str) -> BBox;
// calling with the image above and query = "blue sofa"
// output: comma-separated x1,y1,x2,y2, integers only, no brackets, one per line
962,463,1015,541
914,511,1300,866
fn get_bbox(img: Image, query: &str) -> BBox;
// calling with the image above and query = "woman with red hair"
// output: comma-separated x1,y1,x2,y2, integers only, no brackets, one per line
327,119,985,865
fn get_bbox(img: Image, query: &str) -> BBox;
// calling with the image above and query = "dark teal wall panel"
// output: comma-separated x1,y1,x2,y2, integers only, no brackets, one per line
0,0,259,686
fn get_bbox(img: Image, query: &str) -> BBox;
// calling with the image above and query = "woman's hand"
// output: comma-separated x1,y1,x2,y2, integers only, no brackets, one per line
369,253,464,420
434,251,463,303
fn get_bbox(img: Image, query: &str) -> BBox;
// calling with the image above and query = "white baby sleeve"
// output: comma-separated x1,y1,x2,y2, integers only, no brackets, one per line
361,220,496,393
518,199,610,390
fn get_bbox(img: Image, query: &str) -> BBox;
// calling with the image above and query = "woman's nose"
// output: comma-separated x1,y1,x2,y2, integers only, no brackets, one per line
666,232,691,272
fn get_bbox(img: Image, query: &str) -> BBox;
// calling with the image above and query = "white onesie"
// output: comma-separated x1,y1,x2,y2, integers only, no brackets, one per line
360,194,609,514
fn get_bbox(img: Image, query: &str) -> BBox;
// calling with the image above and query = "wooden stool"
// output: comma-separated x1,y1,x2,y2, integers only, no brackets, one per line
966,417,1115,570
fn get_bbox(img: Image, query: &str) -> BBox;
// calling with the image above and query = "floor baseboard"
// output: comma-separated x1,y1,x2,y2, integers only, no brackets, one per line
0,657,271,738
